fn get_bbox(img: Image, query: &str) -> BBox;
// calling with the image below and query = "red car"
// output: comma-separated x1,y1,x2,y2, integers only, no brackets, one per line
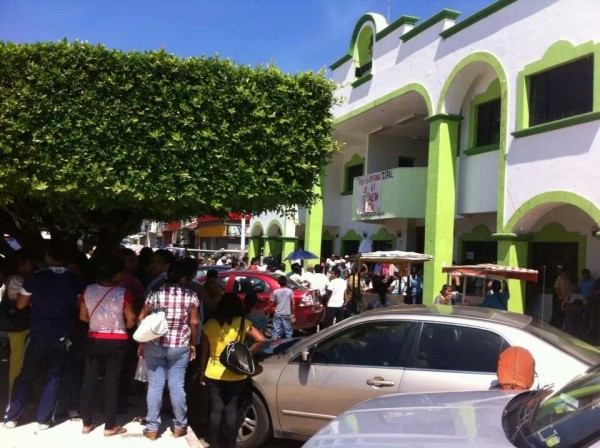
195,270,325,333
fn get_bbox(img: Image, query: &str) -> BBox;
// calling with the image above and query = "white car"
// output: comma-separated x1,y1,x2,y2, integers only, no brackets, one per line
240,306,600,447
304,364,600,447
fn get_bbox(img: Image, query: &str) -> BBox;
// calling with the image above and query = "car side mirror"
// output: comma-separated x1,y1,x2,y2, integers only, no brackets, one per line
300,348,311,364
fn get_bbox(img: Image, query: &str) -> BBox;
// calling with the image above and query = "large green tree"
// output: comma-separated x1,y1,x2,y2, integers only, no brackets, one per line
0,40,337,253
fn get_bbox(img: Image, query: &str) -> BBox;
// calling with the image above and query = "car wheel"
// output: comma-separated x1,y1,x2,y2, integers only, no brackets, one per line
237,391,271,448
263,315,273,339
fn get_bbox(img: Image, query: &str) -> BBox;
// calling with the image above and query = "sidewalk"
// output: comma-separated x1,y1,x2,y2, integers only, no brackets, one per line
0,416,208,448
0,355,209,448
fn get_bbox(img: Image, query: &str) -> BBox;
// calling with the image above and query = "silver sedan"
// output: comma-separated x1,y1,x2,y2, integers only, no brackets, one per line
239,306,600,447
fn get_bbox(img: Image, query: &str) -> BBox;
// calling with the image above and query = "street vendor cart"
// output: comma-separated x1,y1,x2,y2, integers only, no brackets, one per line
441,263,539,306
347,250,433,312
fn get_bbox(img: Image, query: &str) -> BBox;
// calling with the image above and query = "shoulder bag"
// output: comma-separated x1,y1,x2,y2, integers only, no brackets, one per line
133,294,169,342
219,315,256,376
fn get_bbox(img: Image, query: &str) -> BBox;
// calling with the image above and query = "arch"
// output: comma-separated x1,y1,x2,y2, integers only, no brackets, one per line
437,52,507,115
322,230,335,241
250,221,265,237
341,229,362,241
436,52,508,231
505,191,600,233
334,82,434,124
266,219,283,237
370,227,395,241
348,13,387,57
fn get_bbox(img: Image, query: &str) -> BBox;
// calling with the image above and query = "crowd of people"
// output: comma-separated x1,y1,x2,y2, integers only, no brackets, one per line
2,241,599,445
0,242,267,446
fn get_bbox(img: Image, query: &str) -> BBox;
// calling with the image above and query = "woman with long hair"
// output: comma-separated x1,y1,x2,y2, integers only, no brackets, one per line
138,261,200,440
199,293,265,448
79,256,136,436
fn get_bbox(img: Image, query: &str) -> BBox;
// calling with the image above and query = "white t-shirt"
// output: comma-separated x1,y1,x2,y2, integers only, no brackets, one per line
327,278,347,308
310,273,330,296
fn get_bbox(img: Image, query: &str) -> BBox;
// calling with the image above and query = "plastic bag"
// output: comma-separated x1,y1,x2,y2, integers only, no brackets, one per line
134,357,148,383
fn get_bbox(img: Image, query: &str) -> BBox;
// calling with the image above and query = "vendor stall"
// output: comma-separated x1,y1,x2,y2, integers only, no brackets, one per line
441,264,539,306
347,250,433,312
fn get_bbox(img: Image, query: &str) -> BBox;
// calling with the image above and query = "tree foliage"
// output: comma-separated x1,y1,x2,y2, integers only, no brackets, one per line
0,40,337,250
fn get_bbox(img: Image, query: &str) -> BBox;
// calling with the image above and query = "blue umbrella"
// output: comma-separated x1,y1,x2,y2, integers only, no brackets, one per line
285,249,319,261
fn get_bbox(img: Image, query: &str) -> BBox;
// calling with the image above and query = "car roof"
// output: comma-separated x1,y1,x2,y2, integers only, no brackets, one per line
352,305,533,330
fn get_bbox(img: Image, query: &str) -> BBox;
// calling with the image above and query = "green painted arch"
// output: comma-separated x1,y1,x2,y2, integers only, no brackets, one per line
322,230,335,241
341,229,362,241
370,227,396,241
250,221,265,237
265,219,283,237
436,52,508,232
334,82,434,124
348,13,387,58
505,191,600,233
437,52,508,115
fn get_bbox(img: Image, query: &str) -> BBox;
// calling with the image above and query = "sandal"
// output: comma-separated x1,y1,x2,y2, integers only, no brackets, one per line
104,426,127,437
82,424,98,434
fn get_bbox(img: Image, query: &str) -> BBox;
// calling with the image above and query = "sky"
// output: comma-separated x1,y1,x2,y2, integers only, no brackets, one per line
0,0,493,75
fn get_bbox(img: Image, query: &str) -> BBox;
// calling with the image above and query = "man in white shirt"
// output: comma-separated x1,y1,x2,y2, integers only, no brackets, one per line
322,268,347,328
310,265,329,298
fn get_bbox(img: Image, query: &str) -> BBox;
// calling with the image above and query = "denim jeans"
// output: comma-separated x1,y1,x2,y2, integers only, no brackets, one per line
144,344,190,431
5,335,68,425
272,314,293,339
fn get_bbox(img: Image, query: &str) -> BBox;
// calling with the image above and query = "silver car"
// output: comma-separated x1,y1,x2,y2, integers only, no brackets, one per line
304,364,600,447
239,306,600,447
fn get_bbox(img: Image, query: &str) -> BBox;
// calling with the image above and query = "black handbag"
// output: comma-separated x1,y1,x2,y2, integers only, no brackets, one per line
0,277,30,333
219,316,256,376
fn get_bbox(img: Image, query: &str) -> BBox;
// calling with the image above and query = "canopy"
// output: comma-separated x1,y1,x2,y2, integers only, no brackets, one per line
285,249,320,261
442,264,539,283
348,250,433,263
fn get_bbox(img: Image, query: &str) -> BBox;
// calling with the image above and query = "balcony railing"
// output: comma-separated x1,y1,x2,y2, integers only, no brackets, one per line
352,167,428,221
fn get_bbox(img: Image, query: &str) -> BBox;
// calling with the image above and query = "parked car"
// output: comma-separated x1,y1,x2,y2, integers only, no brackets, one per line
195,264,230,279
195,270,325,333
238,306,600,447
304,364,600,447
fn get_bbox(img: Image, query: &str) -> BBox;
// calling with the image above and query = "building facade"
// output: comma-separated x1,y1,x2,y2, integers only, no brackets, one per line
249,0,600,312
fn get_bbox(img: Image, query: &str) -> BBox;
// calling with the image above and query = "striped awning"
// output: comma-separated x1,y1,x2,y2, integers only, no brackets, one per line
442,264,538,283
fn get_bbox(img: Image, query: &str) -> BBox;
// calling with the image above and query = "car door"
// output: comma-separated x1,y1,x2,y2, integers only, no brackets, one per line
399,322,510,393
275,320,415,435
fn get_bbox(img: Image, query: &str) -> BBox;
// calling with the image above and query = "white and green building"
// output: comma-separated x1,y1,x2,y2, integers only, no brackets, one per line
249,0,600,313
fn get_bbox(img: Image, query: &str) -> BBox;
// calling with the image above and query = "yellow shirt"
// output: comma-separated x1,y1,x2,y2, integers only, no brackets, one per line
203,316,252,381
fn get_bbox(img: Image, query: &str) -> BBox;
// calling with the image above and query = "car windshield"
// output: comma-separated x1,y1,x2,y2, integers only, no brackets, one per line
516,364,600,447
527,320,600,366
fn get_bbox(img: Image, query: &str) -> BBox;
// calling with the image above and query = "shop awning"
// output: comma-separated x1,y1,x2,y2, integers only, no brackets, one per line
348,250,433,263
442,264,539,283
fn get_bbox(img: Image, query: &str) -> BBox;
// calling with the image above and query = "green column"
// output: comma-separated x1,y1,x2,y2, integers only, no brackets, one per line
305,171,324,261
248,237,261,262
422,114,462,304
281,236,298,270
496,235,530,314
263,237,273,261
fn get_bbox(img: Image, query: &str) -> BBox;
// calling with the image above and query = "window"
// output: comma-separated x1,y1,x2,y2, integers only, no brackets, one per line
476,99,501,147
310,322,413,367
416,323,509,373
345,163,363,193
529,56,593,126
397,157,415,168
234,275,270,294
